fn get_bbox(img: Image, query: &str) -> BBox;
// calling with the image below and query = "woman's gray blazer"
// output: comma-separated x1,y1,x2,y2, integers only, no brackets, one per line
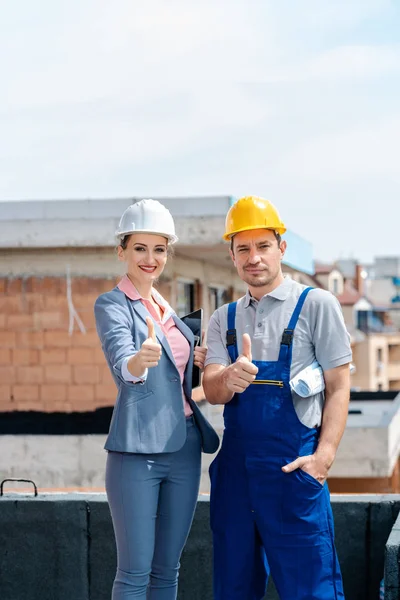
94,287,220,454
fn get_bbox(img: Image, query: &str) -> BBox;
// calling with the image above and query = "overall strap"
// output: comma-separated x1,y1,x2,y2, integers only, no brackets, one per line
278,287,313,363
226,302,239,363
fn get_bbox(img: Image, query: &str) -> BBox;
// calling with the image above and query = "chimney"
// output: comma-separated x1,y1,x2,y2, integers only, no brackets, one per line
355,264,363,294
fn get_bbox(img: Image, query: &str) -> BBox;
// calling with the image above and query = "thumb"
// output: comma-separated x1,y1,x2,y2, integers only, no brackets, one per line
146,317,157,342
282,457,305,473
241,333,252,362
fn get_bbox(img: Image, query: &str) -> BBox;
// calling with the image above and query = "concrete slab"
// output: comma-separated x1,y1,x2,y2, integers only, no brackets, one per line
86,497,116,600
384,512,400,600
332,499,370,599
0,493,399,600
0,496,89,600
369,499,400,600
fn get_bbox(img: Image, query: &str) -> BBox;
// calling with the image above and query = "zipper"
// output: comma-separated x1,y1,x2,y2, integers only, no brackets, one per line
251,380,284,387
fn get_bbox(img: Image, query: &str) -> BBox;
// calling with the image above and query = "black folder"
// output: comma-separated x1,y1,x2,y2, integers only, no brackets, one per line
181,309,203,388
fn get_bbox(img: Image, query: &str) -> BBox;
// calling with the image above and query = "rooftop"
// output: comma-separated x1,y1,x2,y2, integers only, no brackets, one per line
0,492,399,600
1,196,315,274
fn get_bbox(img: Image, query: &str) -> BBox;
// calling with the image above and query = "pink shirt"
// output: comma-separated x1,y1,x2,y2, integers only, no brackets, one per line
118,275,193,417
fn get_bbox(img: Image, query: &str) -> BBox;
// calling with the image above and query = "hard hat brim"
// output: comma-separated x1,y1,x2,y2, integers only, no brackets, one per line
222,224,287,241
116,229,178,244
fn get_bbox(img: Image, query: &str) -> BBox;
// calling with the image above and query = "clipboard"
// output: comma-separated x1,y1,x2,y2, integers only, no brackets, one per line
181,308,203,388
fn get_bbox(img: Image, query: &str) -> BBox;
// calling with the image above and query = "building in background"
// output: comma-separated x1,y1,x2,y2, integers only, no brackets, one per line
2,197,400,495
0,196,314,414
314,260,400,393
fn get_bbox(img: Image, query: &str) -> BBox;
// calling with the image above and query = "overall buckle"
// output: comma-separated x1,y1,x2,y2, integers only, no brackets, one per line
281,329,294,346
226,328,237,346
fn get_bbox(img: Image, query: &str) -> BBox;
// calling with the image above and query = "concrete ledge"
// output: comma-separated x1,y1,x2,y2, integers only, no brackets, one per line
384,511,400,600
0,494,399,600
0,495,89,600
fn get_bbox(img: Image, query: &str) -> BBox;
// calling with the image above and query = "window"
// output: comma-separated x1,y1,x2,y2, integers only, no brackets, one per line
376,347,384,376
209,287,229,312
176,281,195,317
332,278,339,295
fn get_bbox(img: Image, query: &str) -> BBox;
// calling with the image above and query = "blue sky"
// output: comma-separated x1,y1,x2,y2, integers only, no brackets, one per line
0,0,399,263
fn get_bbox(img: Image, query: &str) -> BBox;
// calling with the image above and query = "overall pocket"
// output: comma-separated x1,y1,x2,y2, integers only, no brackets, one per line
280,463,329,535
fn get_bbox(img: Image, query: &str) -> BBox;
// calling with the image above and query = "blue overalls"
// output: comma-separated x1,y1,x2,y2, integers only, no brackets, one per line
209,288,345,600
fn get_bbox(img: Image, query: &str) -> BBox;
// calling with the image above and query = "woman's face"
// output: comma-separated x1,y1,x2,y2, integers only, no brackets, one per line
118,233,168,286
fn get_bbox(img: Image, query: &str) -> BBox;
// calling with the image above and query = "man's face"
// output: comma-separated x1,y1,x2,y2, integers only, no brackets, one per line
230,229,286,290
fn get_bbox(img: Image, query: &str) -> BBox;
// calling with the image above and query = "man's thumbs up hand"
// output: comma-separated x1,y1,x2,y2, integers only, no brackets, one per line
241,333,252,362
224,333,258,394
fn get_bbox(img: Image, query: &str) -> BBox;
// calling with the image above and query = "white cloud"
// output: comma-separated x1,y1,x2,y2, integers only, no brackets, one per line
0,0,399,266
275,117,400,182
299,44,400,81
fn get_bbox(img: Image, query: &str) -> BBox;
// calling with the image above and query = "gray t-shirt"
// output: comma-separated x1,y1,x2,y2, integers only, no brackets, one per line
205,276,352,428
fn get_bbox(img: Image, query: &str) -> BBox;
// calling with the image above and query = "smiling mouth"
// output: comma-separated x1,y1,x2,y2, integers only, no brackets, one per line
139,266,157,273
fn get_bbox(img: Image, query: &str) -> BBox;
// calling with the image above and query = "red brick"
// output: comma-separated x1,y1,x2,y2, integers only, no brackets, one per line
0,366,15,383
0,331,17,347
93,347,106,364
71,400,96,412
6,314,34,330
67,348,94,364
40,384,67,402
26,277,66,295
43,400,72,412
16,400,43,411
40,349,67,365
70,330,100,348
33,311,67,330
44,364,72,384
76,310,96,331
13,384,40,401
0,398,16,412
0,296,23,312
16,332,44,349
0,385,12,401
17,366,43,384
71,294,98,309
44,295,68,310
95,384,116,403
12,349,40,366
95,397,115,408
43,331,72,348
0,348,12,365
5,278,23,295
73,365,100,384
26,294,46,311
100,366,114,385
73,278,112,295
67,385,95,403
0,314,6,329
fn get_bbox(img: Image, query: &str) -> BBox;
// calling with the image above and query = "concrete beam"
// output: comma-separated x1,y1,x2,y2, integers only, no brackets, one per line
0,494,399,600
0,494,89,600
384,511,400,600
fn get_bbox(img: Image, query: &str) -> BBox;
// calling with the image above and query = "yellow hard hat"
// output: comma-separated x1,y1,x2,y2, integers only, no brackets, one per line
223,196,286,241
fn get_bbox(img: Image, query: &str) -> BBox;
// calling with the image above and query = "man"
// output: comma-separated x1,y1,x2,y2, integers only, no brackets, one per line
203,196,351,600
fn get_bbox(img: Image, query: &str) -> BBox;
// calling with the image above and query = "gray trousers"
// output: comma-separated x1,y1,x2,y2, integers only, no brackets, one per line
106,416,202,599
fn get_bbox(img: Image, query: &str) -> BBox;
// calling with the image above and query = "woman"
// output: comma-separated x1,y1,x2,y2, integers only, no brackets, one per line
94,199,219,600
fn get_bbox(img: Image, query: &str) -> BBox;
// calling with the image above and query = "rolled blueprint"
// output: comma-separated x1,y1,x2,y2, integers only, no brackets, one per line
290,361,355,398
290,360,324,398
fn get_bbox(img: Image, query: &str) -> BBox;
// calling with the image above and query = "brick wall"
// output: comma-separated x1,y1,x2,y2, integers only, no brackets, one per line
0,276,121,413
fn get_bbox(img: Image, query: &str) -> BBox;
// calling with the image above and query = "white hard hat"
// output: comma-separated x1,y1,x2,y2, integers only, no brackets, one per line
115,199,178,244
